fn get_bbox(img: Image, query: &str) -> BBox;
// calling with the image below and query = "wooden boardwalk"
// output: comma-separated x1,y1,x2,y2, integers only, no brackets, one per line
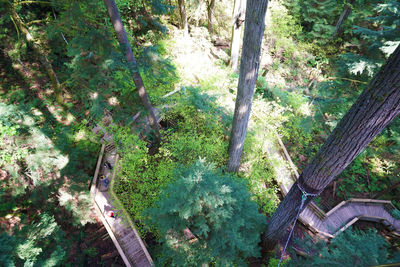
269,132,400,237
90,144,153,267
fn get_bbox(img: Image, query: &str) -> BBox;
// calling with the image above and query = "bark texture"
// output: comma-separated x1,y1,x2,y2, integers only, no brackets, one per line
177,0,188,35
332,0,354,37
227,0,269,172
262,45,400,253
6,2,63,102
229,0,245,71
104,0,161,143
207,0,216,35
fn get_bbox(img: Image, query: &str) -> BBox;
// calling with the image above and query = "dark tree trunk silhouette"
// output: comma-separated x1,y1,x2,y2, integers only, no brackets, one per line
177,0,188,35
262,45,400,254
104,0,161,143
332,0,354,37
207,0,216,35
227,0,269,172
229,0,245,71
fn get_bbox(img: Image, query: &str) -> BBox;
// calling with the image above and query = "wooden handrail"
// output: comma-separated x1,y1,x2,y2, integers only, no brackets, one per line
273,130,400,237
90,144,153,267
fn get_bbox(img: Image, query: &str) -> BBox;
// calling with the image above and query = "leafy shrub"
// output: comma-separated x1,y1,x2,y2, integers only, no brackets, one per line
242,128,280,215
161,89,228,167
111,126,174,231
146,159,266,266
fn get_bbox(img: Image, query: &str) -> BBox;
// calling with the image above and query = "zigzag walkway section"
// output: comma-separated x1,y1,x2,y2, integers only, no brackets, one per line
268,132,400,237
90,143,153,267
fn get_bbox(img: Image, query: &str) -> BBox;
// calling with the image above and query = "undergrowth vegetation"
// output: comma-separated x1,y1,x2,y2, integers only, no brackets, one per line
112,88,229,232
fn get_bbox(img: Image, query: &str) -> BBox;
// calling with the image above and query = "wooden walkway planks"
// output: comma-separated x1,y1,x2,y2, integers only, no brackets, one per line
91,144,153,267
269,131,400,237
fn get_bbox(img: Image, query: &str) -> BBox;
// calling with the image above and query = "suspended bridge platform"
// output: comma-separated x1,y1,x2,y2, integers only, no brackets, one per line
268,132,400,237
90,144,153,267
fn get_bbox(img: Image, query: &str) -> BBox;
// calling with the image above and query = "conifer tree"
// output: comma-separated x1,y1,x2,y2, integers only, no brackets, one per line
147,160,266,266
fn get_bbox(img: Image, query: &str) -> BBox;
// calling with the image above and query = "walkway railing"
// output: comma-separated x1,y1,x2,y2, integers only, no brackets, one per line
272,132,400,237
90,143,153,267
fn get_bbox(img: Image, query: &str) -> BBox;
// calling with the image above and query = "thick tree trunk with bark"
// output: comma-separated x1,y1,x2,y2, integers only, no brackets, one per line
6,2,63,102
229,0,245,71
262,45,400,254
207,0,216,35
227,0,269,172
177,0,188,35
332,0,354,37
103,0,161,144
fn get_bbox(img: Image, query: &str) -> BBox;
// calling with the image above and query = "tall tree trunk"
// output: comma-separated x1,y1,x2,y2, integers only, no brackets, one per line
6,2,63,102
332,0,354,37
262,45,400,254
177,0,188,36
229,0,245,71
207,0,216,36
103,0,161,144
227,0,269,172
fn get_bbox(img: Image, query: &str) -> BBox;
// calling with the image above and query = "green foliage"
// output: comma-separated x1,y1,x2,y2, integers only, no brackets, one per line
354,1,400,66
13,213,68,266
264,3,319,88
146,159,266,266
338,0,400,78
283,0,338,50
245,156,279,215
139,43,179,104
269,257,290,267
112,88,229,233
267,88,318,164
47,0,177,122
84,247,98,258
302,0,337,40
289,227,400,266
117,0,172,39
162,88,228,167
111,125,175,230
0,103,68,193
0,233,15,266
